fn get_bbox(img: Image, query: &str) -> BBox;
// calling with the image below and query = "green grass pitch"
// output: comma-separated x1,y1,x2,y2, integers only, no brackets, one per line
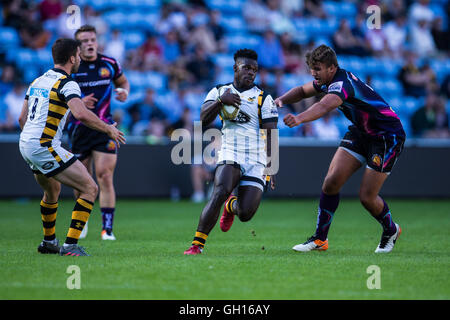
0,198,449,300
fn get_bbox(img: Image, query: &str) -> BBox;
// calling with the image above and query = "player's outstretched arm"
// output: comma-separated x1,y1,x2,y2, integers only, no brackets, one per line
284,93,342,128
68,97,126,146
18,99,28,130
274,81,318,108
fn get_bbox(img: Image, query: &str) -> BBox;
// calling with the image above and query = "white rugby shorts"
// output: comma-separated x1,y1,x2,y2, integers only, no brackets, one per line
19,141,77,177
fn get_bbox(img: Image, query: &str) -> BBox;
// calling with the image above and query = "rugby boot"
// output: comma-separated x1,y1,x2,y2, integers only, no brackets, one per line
375,223,401,253
292,235,328,252
37,238,61,254
220,195,237,232
60,244,90,256
184,244,202,255
101,229,116,240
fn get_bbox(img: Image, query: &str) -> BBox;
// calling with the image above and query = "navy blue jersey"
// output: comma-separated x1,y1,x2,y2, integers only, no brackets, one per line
69,53,122,125
313,68,405,138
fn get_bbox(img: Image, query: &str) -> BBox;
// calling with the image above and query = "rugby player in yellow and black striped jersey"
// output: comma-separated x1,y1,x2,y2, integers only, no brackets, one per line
18,38,126,256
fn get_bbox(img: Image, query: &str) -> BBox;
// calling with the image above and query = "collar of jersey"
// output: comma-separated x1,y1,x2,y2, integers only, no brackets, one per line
52,67,70,77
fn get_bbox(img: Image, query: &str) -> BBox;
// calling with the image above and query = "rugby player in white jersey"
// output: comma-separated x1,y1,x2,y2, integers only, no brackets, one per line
184,49,279,255
18,39,126,256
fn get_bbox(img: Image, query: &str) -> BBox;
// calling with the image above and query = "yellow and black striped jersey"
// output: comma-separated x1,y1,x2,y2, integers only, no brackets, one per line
20,68,81,147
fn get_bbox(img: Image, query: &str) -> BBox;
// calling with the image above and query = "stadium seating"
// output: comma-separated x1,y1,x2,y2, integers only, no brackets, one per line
1,0,448,138
0,27,20,51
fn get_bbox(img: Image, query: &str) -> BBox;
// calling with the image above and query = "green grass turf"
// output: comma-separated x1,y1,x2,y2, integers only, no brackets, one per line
0,198,449,300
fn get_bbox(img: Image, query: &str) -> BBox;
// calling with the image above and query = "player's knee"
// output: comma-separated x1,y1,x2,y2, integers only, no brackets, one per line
237,210,255,222
322,175,341,194
359,189,376,208
84,181,98,200
211,184,232,204
96,170,114,186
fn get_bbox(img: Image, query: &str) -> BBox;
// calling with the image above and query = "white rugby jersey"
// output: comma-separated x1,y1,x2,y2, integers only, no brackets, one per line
20,68,81,147
203,83,278,165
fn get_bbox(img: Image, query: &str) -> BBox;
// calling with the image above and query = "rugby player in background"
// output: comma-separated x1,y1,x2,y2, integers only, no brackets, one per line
18,38,125,256
67,25,130,241
276,45,405,253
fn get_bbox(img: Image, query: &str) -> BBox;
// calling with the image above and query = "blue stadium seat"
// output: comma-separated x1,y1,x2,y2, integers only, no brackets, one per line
371,77,403,98
103,11,157,31
0,27,20,50
224,34,261,52
145,72,167,91
220,15,246,33
212,54,234,74
401,97,423,116
36,49,53,70
8,48,35,70
323,1,357,19
214,71,234,85
122,31,146,50
347,56,366,77
126,71,146,91
206,0,244,14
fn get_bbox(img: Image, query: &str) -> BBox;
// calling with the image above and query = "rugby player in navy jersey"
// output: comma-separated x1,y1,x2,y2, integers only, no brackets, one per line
67,25,130,240
275,45,405,253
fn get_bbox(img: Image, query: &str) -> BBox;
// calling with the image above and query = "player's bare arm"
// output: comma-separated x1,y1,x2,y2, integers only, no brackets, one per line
18,99,29,130
68,97,126,146
274,81,318,108
284,93,343,128
113,74,130,102
262,121,278,190
200,88,241,126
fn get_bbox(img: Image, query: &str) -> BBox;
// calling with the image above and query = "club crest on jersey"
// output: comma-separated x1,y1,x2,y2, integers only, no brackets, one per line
248,96,256,102
99,67,111,78
372,154,382,167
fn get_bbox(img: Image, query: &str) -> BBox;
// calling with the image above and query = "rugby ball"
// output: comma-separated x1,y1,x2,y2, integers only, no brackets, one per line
218,86,240,120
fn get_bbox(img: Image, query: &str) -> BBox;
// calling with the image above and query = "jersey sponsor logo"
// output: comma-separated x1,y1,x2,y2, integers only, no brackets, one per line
231,110,251,123
99,67,111,78
30,88,49,98
372,154,382,167
42,161,54,170
328,81,343,93
78,79,111,87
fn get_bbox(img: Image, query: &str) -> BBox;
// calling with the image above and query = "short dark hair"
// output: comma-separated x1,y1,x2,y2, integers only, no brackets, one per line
306,45,338,68
52,38,80,65
74,25,97,38
234,48,258,62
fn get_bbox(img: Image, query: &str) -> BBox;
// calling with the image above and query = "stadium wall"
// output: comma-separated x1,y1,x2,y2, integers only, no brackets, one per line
1,141,449,198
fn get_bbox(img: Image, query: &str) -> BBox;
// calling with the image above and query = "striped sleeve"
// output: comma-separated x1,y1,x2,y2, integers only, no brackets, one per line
58,79,81,102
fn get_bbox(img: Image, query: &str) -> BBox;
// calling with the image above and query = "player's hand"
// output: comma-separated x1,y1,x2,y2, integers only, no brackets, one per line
82,93,97,109
274,98,283,108
220,88,241,108
283,113,302,128
107,122,126,147
114,88,128,102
